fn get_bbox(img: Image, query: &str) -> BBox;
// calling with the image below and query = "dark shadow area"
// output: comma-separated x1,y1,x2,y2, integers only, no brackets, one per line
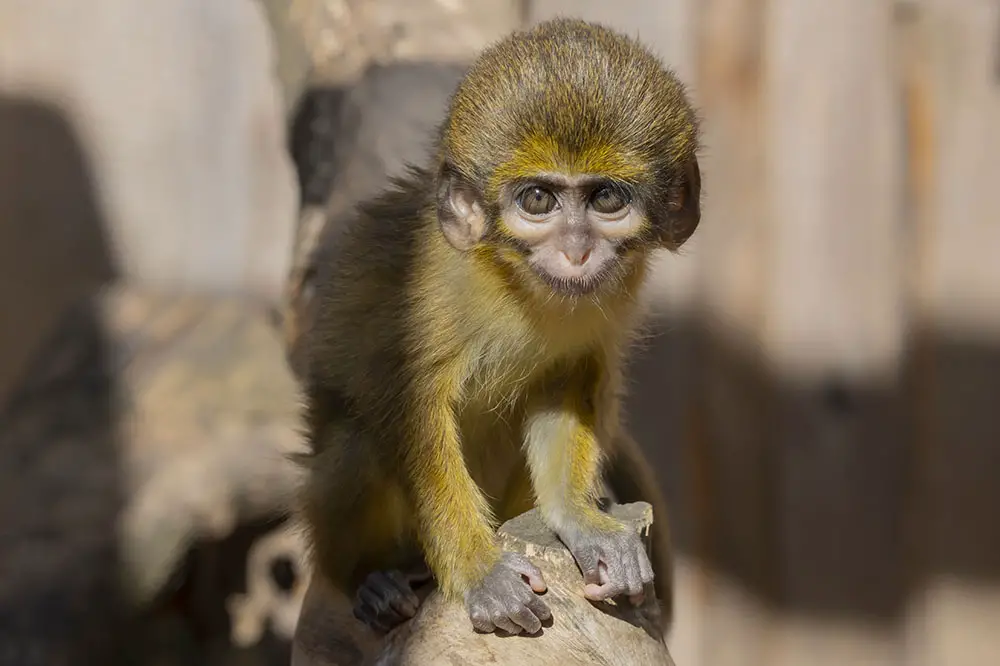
0,95,125,665
0,96,118,407
289,86,349,209
625,310,1000,625
909,331,1000,584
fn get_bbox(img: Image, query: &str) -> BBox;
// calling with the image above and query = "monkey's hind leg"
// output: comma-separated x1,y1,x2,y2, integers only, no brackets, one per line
352,557,433,633
300,422,419,631
342,475,425,634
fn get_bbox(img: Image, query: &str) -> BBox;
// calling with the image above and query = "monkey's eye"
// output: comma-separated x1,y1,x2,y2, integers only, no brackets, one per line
589,184,631,215
516,186,558,217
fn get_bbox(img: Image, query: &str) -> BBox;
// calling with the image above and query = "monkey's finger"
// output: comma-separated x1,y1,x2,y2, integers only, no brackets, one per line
584,563,626,601
483,598,521,635
384,571,421,615
366,573,416,617
621,550,644,598
636,544,655,584
356,586,382,613
507,602,543,635
584,580,627,601
469,609,494,633
508,554,547,593
353,605,390,634
357,586,405,627
629,545,654,605
524,592,552,622
575,550,602,586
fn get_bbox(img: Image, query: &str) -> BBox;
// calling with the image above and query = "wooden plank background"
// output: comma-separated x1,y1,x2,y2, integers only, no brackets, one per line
528,1,1000,664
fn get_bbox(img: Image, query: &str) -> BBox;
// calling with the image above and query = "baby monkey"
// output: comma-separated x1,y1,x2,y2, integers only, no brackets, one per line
300,18,701,636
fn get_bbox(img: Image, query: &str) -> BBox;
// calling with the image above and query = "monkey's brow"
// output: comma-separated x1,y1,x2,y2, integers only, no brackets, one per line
509,172,619,191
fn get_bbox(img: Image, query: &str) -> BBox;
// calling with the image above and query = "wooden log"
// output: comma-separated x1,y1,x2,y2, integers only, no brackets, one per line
291,502,675,666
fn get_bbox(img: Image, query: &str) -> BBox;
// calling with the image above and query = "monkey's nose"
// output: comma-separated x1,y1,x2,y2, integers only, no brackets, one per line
562,248,591,266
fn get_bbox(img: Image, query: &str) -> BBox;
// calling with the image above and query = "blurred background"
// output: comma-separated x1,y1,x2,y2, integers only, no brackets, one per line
0,0,997,664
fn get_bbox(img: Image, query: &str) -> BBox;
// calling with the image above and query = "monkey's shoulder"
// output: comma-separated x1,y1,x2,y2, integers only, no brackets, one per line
336,166,435,263
302,166,438,404
310,165,435,305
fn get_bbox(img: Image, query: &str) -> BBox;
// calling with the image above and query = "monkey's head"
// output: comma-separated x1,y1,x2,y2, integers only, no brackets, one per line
435,18,701,298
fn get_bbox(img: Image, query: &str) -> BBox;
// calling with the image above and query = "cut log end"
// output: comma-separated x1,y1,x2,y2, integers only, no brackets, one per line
292,501,675,666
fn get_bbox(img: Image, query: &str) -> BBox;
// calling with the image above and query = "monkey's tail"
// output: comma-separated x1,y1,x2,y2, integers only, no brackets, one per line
603,433,675,635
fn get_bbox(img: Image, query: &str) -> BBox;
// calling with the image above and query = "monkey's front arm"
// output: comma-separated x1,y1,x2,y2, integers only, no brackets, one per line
403,381,552,634
523,369,654,605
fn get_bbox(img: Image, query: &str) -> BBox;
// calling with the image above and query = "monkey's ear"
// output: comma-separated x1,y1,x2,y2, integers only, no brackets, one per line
666,158,701,248
437,173,487,251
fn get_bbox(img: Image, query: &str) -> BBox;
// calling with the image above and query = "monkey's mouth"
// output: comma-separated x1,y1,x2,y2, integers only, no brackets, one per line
530,262,618,298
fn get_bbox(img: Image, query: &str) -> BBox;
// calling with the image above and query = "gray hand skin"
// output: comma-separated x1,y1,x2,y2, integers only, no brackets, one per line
465,552,552,635
559,523,654,606
353,564,433,633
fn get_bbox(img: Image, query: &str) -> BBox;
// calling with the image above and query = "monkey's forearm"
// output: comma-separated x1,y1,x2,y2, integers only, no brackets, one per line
523,399,619,534
524,382,654,603
404,379,551,634
403,389,499,598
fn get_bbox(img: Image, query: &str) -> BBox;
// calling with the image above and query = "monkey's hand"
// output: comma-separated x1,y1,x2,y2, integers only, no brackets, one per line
353,564,433,634
464,552,551,635
560,522,654,606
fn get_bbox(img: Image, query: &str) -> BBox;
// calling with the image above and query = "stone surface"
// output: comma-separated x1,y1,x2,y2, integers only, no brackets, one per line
292,503,675,666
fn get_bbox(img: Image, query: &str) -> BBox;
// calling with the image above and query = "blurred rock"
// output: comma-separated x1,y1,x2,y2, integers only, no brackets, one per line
100,287,305,607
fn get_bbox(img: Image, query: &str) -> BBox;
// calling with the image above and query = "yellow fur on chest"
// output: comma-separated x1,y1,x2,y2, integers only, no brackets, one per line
457,396,525,510
454,303,618,513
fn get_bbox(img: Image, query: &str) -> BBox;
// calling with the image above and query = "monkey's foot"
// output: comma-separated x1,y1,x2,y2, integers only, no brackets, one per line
353,566,432,634
561,524,654,606
465,552,551,635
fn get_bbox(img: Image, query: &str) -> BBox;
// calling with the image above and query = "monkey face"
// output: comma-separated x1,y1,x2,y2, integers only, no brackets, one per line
437,170,647,298
496,173,642,296
436,163,700,299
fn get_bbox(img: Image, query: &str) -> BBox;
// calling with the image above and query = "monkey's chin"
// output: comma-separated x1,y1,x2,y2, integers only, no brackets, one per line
532,264,617,298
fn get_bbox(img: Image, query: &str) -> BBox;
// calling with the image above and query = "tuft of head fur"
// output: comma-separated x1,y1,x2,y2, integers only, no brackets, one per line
440,18,700,215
